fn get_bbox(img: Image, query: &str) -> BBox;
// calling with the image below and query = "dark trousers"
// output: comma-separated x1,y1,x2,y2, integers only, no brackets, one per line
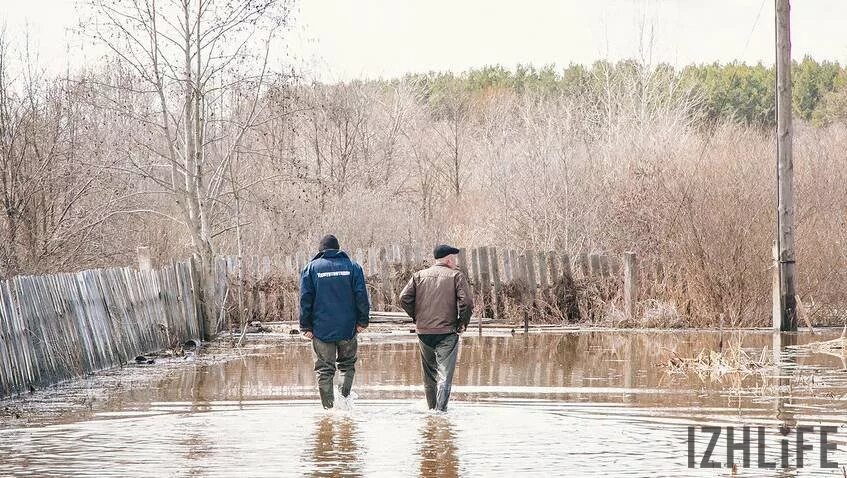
418,333,460,411
312,336,358,409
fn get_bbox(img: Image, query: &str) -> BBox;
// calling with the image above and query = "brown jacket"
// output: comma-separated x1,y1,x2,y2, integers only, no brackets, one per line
399,264,474,334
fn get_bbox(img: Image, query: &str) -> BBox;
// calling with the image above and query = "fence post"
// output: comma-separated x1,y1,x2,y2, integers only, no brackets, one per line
503,250,513,282
537,251,549,293
514,251,525,281
589,254,601,276
560,253,572,280
546,252,559,286
470,248,481,288
624,252,637,320
189,255,209,340
365,248,378,308
367,248,378,277
599,254,611,277
578,253,590,277
250,256,260,322
457,248,468,275
478,247,492,333
525,252,537,333
379,247,392,308
516,253,527,330
490,247,503,322
560,253,575,322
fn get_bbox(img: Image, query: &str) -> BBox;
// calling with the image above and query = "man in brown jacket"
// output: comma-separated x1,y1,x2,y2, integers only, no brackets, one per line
399,244,474,411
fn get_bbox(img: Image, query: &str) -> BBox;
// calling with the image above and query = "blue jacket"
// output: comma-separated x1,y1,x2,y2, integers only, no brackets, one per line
299,249,370,341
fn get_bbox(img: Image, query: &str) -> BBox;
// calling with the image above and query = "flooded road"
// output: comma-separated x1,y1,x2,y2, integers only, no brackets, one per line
2,330,847,476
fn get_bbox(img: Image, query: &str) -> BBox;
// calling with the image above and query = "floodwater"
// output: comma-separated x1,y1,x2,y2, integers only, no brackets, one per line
2,330,847,477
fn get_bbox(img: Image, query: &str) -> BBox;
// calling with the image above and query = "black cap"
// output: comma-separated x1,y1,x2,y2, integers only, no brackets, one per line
319,234,340,251
433,244,460,259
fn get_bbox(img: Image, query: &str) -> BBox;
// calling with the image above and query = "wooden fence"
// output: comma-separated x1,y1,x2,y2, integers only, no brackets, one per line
213,246,645,330
1,245,648,397
0,261,203,398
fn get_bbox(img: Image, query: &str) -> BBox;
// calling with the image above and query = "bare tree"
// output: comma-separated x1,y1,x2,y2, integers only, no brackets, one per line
401,90,443,223
430,81,472,198
0,28,124,278
83,0,291,337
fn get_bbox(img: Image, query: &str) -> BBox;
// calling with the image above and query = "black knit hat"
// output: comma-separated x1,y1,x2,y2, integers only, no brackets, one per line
319,234,340,251
433,244,460,259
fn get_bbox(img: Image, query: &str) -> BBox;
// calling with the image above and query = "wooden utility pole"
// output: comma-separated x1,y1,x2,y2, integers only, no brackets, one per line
774,0,797,331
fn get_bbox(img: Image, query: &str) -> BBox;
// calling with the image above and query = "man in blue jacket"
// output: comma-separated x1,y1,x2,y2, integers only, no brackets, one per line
300,234,370,409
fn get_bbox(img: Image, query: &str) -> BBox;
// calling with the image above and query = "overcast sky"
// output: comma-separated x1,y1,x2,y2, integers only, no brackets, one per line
3,0,847,80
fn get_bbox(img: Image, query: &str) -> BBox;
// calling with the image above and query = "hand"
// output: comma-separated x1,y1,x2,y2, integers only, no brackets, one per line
303,331,314,340
356,325,367,334
457,324,466,334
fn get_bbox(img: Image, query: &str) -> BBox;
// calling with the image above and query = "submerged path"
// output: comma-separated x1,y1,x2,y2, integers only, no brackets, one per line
1,330,846,476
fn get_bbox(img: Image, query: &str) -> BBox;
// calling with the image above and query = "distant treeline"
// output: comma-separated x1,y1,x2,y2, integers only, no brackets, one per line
380,57,847,127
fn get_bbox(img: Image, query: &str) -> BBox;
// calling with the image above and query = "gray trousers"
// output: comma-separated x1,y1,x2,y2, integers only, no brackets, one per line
312,336,358,409
418,333,460,411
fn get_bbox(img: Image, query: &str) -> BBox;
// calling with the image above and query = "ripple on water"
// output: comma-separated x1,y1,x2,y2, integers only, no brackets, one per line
1,400,844,477
3,331,847,476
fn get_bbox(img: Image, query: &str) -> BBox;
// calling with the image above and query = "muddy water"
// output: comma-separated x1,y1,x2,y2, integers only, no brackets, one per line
2,330,847,477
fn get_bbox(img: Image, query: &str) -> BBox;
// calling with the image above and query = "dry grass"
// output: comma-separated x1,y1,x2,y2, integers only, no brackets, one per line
789,326,847,358
662,340,774,377
6,56,847,327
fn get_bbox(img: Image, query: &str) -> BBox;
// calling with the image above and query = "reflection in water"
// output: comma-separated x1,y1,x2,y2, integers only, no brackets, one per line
772,332,797,474
306,414,362,477
69,330,847,415
419,415,459,478
178,412,212,477
772,332,797,428
3,330,847,476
